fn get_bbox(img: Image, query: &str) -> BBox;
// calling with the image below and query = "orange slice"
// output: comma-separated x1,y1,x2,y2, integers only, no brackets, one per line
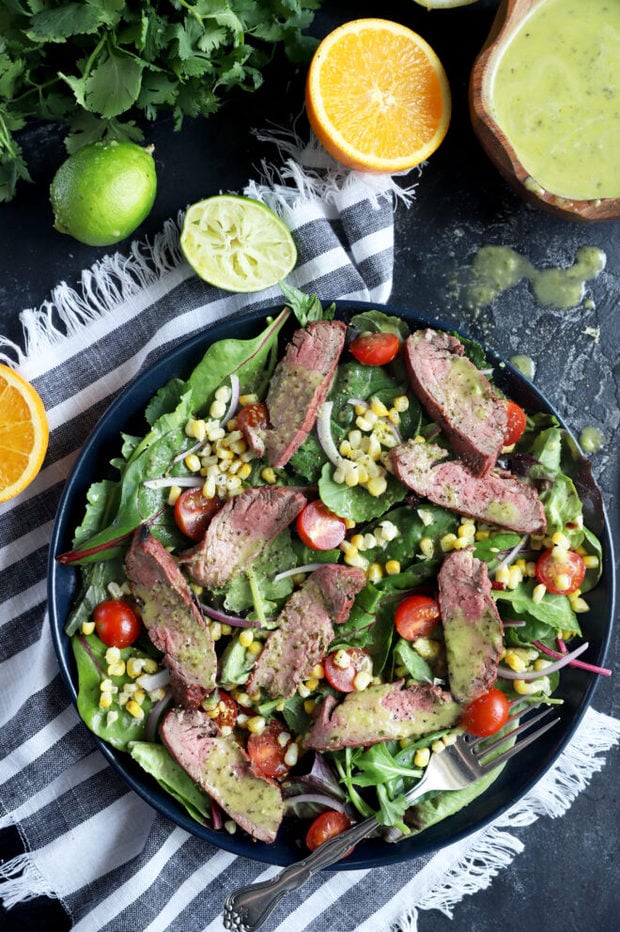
306,18,451,173
0,364,49,503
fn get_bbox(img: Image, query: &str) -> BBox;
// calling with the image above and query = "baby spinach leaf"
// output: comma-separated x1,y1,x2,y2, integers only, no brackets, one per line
222,530,295,616
392,639,433,683
349,309,410,340
318,462,407,523
219,635,256,686
128,742,212,825
493,580,581,635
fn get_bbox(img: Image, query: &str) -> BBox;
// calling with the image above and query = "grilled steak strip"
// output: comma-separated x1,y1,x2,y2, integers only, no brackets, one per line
264,319,347,467
404,329,507,476
438,549,504,703
125,528,216,707
305,681,461,751
179,485,307,589
390,439,547,535
247,564,366,700
160,708,284,842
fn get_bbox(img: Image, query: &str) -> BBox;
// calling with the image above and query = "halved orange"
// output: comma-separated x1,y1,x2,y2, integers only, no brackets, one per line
306,18,451,173
0,364,49,504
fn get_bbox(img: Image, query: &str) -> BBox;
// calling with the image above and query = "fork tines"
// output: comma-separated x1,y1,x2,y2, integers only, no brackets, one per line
469,708,561,773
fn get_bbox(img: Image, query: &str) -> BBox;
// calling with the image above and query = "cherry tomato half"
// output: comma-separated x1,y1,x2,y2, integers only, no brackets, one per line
394,594,441,641
93,599,142,648
212,690,239,730
296,500,347,551
174,488,222,541
349,332,400,366
324,647,372,693
306,810,351,852
502,400,527,446
460,687,510,737
247,720,292,779
236,401,269,441
535,547,586,595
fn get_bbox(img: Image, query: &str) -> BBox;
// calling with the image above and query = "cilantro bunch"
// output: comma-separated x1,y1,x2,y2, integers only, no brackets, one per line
0,0,322,202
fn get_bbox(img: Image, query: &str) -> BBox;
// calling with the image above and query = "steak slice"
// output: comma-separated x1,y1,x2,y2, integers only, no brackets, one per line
305,681,461,751
247,564,366,700
264,319,347,467
179,485,307,589
125,528,216,707
390,439,547,535
160,708,283,842
404,329,507,476
438,549,504,703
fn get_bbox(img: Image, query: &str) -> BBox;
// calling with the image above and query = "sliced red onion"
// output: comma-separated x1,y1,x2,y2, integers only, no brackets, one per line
497,641,590,680
492,535,529,573
222,373,240,425
283,793,348,814
534,640,612,677
137,668,171,692
173,439,203,464
211,798,223,831
199,602,263,628
144,688,173,742
143,476,203,489
316,401,343,467
274,563,325,582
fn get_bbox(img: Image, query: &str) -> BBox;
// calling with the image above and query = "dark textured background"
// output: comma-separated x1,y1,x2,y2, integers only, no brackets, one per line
1,1,618,929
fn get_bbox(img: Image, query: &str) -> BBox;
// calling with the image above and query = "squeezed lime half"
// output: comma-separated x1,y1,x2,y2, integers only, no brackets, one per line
180,194,297,293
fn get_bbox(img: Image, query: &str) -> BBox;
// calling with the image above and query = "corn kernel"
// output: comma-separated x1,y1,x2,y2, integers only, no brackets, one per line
105,646,121,664
284,743,299,767
414,638,441,661
297,682,310,698
442,732,458,747
209,399,227,420
570,596,590,613
414,747,431,768
304,677,319,692
211,621,222,641
126,657,145,679
583,555,599,569
532,583,546,603
239,393,259,405
124,699,143,719
475,529,490,541
107,661,126,677
392,395,409,412
350,533,365,550
366,475,387,497
457,522,476,540
431,740,445,754
224,820,237,834
184,453,201,473
150,687,166,702
551,531,571,548
353,670,373,691
261,467,276,484
533,659,552,672
106,710,119,727
133,688,146,706
440,533,458,553
385,560,401,576
504,649,528,672
142,658,158,674
304,699,317,715
247,641,262,656
419,537,435,559
370,397,389,417
202,476,217,499
513,679,543,696
220,724,233,737
378,520,398,541
507,566,524,589
239,630,254,648
495,566,510,585
387,408,400,425
367,563,384,584
81,620,95,636
246,715,266,735
100,678,114,693
332,649,351,670
98,692,113,709
236,462,252,481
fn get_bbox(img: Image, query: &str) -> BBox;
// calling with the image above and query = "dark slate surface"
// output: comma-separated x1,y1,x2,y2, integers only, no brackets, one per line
0,2,618,930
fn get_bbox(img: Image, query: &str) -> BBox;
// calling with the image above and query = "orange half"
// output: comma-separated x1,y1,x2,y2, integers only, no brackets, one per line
0,364,49,503
306,18,451,173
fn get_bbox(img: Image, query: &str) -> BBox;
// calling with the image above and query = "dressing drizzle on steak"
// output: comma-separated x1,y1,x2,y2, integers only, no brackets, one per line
390,438,547,535
179,485,307,589
404,329,507,476
247,564,366,700
125,527,216,707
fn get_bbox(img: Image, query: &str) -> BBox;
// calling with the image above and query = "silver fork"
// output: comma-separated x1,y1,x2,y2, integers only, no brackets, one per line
222,708,559,932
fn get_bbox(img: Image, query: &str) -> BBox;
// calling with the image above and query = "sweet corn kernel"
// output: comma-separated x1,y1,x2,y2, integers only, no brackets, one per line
100,678,114,693
414,638,441,661
419,537,434,559
353,670,373,691
392,395,409,412
304,699,317,715
126,699,144,719
239,393,258,405
583,555,599,569
284,743,299,768
440,533,458,552
370,397,389,417
81,620,95,636
431,740,445,754
504,649,528,672
247,641,262,656
350,533,365,550
378,520,398,541
238,462,253,480
184,453,201,473
533,659,552,672
385,560,401,576
475,529,490,540
297,683,310,698
261,467,277,484
143,658,158,674
126,657,145,679
551,531,571,548
304,677,319,692
167,484,182,506
366,563,384,584
332,649,351,670
239,630,254,648
132,688,146,706
570,596,590,613
209,399,227,419
107,661,126,677
495,566,510,585
442,732,458,747
414,747,431,768
387,408,400,425
457,522,476,539
532,583,546,603
507,566,524,589
366,475,387,497
513,679,543,696
105,646,121,664
211,621,222,641
98,692,113,709
246,715,265,735
150,687,166,702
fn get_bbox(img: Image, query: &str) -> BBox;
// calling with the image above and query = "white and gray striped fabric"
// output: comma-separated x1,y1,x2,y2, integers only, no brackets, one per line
1,169,619,932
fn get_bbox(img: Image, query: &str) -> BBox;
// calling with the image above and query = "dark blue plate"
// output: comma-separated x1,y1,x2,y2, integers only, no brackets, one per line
47,302,615,868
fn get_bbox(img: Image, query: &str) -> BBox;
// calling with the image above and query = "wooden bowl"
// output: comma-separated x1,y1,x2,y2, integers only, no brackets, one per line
469,0,620,222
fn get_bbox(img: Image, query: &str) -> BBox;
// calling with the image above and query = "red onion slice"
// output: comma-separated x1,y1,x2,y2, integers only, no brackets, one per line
497,641,590,680
534,639,612,677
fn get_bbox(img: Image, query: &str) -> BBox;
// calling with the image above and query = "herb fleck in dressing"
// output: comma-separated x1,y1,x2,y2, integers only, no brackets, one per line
461,245,606,310
490,0,620,200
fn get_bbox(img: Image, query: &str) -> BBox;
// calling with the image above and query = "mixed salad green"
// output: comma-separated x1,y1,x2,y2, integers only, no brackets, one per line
58,287,607,848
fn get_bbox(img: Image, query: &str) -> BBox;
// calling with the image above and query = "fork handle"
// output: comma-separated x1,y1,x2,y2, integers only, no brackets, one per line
223,815,379,931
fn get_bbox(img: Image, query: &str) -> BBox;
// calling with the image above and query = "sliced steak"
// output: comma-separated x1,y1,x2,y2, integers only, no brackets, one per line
160,708,283,842
390,439,547,535
247,564,366,700
179,485,307,588
125,528,216,707
404,329,507,476
264,319,347,467
438,549,504,703
305,681,461,751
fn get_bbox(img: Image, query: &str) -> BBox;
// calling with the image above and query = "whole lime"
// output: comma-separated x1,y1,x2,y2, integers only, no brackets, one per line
50,140,157,247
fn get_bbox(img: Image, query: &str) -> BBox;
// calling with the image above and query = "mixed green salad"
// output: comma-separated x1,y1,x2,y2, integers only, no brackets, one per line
58,287,607,850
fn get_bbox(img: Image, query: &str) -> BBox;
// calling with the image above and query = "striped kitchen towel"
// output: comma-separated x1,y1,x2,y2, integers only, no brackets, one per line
0,152,618,932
